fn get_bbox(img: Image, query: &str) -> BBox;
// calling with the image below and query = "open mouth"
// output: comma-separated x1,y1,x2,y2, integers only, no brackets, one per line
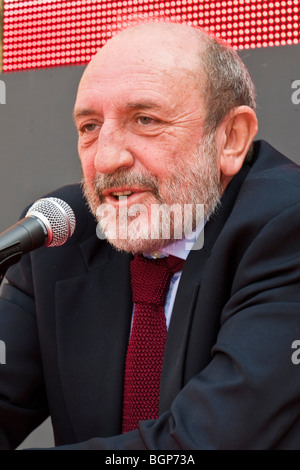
102,187,152,207
110,190,134,201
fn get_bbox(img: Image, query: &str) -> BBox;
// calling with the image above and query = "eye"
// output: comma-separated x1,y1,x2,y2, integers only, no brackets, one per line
137,116,155,126
79,122,99,134
132,114,165,136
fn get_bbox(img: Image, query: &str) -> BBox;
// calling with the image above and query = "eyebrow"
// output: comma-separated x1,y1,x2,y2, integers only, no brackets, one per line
73,108,95,122
124,101,162,111
73,101,162,121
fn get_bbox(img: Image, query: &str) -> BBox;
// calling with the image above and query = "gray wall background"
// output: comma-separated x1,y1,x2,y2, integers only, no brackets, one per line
0,43,299,449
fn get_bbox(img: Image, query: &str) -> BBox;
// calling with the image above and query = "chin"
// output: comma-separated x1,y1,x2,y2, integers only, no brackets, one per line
105,235,175,255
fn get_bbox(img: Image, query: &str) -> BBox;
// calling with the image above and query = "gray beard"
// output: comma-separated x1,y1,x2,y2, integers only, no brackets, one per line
82,132,222,254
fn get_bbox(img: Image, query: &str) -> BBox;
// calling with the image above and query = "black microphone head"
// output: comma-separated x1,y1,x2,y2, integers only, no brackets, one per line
26,197,76,247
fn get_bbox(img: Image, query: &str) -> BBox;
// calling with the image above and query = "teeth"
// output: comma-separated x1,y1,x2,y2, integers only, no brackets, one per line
111,191,133,197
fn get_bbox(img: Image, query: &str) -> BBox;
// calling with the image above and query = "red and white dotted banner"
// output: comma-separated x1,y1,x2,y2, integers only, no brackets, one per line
2,0,299,72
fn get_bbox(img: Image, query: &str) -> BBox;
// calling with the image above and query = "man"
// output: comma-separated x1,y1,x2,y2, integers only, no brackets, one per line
0,20,300,450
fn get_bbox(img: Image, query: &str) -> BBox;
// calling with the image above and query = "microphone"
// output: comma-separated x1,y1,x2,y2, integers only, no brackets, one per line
0,197,76,275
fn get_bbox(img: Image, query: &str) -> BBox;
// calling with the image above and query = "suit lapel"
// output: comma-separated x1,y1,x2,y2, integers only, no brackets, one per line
55,237,133,440
160,163,252,413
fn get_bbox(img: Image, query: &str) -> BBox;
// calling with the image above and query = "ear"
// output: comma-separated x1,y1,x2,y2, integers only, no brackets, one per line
218,106,258,188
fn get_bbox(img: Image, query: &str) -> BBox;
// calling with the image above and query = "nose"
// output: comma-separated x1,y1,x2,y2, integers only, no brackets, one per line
94,120,134,174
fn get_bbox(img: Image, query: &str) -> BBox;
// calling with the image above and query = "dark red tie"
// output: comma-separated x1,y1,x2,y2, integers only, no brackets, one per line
122,254,185,433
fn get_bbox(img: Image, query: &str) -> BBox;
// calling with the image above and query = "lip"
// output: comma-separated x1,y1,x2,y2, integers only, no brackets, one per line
102,186,153,208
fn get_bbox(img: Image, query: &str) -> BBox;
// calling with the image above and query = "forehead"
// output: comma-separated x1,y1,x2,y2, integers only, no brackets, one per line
86,22,202,74
75,25,204,111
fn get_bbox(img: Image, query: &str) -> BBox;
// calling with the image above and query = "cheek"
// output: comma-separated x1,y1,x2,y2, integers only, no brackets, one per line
78,145,96,180
156,129,202,168
136,139,180,178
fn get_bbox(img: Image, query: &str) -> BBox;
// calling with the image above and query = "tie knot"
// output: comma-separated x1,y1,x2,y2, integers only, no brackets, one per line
130,255,184,306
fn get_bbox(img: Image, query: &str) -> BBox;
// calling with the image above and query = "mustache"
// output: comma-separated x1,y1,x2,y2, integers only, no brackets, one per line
93,170,161,203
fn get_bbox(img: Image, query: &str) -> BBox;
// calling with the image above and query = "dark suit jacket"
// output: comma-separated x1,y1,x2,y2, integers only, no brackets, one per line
0,140,300,450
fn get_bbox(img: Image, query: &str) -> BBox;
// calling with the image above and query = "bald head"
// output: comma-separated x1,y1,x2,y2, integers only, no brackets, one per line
78,20,256,135
97,22,203,65
80,21,206,97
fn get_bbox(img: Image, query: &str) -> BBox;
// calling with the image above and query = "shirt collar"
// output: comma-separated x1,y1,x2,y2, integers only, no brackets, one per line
144,217,207,261
161,220,206,260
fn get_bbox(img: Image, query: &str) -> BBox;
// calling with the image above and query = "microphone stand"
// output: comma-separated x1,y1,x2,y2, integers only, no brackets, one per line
0,243,23,282
0,220,36,280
